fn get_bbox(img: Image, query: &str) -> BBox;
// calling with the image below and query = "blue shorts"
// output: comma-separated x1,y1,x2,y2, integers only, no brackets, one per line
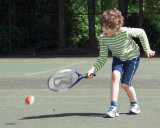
112,56,140,86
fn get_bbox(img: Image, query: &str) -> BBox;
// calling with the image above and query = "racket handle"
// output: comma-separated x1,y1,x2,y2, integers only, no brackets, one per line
82,73,96,78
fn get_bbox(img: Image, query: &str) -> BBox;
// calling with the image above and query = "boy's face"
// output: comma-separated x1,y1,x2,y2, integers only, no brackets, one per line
102,26,119,37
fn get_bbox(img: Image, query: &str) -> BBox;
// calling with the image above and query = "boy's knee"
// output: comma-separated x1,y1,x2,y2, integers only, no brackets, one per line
112,70,121,81
121,83,130,90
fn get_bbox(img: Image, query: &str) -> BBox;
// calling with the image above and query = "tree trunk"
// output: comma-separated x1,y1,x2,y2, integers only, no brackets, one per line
87,0,97,51
118,0,130,26
58,0,66,48
139,0,143,28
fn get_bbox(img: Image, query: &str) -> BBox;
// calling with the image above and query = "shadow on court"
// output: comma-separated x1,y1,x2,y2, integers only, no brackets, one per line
20,112,138,120
20,113,105,120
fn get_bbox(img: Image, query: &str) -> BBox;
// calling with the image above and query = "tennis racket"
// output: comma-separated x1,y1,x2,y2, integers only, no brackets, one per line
48,69,96,92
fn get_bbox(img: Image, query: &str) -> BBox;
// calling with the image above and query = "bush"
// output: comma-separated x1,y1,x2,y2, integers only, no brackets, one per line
127,14,160,54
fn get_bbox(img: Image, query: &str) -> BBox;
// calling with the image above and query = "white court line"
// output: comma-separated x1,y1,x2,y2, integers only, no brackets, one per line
1,95,160,98
1,88,160,91
25,61,88,76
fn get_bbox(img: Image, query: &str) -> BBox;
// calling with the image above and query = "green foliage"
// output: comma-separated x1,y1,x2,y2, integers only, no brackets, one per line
127,0,160,52
65,0,102,49
103,0,119,10
0,0,160,55
27,16,58,51
1,0,59,54
143,0,160,27
0,25,26,54
127,14,160,53
65,0,89,48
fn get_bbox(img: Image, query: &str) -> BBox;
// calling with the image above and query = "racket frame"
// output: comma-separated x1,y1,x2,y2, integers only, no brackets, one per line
47,69,86,92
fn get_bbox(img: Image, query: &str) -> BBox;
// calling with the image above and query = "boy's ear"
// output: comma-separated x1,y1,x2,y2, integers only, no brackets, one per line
115,25,120,30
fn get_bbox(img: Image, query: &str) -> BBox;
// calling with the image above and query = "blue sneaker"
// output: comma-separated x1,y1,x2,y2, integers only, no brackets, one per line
104,106,119,118
129,104,140,114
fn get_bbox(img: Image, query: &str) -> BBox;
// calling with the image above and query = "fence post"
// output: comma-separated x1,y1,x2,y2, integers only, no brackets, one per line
101,0,103,14
8,0,12,55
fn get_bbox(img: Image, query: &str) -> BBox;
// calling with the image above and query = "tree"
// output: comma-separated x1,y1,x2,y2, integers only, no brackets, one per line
87,0,97,51
139,0,143,28
58,0,66,48
118,0,130,26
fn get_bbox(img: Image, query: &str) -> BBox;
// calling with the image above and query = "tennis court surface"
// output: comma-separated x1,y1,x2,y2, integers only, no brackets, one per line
0,57,160,128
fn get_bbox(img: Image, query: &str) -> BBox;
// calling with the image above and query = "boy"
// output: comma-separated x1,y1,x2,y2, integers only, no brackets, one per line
86,8,155,118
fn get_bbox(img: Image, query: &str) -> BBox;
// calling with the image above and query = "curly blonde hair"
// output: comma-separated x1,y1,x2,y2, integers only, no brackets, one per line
99,8,124,29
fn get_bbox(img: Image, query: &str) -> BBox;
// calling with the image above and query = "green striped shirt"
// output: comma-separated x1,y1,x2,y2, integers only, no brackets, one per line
93,27,150,72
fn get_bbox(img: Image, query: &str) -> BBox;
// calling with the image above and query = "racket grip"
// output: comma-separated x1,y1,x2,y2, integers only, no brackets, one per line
82,73,96,78
90,73,96,77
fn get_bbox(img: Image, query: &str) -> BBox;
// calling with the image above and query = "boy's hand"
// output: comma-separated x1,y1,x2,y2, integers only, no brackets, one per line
145,49,155,58
86,68,95,79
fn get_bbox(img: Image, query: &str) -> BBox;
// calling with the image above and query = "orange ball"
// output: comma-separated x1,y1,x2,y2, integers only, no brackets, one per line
25,95,35,105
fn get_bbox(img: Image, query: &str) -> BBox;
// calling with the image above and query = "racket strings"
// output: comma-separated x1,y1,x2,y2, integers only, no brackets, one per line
49,71,79,90
54,75,73,87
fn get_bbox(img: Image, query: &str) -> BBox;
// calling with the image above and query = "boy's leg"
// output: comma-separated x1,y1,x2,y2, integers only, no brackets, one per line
110,57,123,103
121,83,140,114
121,57,140,114
110,70,121,102
121,83,137,102
105,70,120,118
105,57,123,118
121,57,139,101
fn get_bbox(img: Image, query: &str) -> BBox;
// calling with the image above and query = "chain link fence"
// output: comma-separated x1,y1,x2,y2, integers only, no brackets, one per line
0,1,159,56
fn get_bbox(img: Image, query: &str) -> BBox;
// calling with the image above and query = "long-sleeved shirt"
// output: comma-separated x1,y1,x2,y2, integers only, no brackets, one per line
93,27,151,72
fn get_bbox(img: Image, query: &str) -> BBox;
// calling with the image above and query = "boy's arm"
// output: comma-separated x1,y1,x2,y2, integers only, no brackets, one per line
87,37,108,78
145,49,155,58
127,27,155,58
127,27,150,51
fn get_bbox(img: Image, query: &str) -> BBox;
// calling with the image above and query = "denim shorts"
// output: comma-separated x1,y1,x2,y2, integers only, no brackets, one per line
112,56,140,86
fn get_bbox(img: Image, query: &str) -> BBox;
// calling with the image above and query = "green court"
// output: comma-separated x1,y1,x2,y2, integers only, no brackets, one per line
0,57,160,128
